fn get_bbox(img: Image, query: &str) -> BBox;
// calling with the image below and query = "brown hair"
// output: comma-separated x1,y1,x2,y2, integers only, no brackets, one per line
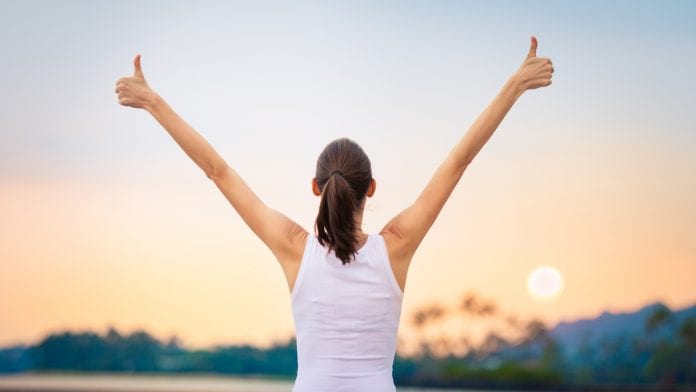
314,137,372,265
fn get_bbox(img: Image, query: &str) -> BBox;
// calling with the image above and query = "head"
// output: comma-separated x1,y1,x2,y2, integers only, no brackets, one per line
313,137,376,265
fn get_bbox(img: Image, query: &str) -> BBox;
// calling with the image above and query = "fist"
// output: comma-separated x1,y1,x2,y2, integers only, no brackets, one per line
514,36,554,91
115,54,155,109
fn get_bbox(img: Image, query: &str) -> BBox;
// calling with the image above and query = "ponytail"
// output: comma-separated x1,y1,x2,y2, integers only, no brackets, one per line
316,172,359,265
314,138,372,265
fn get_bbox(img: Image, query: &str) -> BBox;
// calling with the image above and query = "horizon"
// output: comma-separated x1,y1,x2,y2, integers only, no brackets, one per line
3,297,693,351
2,292,692,352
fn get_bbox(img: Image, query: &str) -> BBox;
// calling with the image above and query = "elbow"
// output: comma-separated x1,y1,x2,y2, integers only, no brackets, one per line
450,154,470,174
460,148,476,168
206,163,229,181
461,158,472,172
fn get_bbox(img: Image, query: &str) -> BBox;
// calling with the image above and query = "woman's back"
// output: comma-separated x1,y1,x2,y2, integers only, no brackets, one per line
291,233,404,392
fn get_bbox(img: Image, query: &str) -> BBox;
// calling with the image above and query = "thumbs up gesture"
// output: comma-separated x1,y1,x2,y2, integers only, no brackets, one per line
115,54,157,110
514,36,554,91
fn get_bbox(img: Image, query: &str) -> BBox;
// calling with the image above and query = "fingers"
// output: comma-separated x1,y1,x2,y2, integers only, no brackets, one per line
528,77,552,89
532,57,553,72
115,78,125,93
542,60,554,74
115,78,126,102
115,86,125,103
527,35,537,59
133,54,144,78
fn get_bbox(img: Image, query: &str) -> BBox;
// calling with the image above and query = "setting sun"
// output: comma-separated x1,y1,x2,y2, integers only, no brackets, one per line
527,266,564,302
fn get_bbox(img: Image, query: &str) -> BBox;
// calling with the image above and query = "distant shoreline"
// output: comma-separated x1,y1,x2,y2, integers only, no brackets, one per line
1,373,691,392
1,370,295,380
0,373,295,392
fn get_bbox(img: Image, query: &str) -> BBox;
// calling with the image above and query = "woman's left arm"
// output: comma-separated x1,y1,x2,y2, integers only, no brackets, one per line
115,54,308,265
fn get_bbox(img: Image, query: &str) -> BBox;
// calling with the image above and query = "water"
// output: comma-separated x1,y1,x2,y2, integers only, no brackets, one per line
0,374,486,392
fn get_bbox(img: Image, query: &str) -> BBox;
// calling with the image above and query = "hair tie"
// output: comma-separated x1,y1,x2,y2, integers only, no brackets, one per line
330,170,343,177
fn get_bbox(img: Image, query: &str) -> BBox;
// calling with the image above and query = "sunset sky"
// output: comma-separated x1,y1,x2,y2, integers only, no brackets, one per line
1,0,695,355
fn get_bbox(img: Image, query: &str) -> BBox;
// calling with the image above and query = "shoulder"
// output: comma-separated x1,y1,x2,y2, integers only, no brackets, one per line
275,225,310,267
378,225,412,267
290,226,311,260
277,228,311,289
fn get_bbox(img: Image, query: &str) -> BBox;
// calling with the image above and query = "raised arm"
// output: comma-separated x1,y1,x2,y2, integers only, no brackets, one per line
114,55,308,270
381,36,554,265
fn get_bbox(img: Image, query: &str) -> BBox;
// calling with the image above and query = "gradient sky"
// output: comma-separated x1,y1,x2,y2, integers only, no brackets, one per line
1,0,695,354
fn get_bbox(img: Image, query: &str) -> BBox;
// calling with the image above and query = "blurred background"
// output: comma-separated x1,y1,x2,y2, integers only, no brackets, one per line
1,0,694,390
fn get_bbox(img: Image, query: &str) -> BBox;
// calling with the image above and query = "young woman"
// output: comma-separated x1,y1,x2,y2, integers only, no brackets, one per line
115,36,553,391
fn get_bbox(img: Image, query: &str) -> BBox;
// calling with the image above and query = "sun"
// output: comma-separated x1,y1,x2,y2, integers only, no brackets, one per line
527,266,564,302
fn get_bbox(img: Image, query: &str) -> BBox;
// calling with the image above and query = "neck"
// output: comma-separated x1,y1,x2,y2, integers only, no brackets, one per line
354,205,367,239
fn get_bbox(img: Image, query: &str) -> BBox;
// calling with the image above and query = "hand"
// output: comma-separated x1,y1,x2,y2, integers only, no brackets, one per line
513,36,554,91
115,54,157,110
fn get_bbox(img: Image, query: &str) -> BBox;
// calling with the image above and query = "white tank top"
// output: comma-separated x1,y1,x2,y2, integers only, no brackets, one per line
290,233,404,392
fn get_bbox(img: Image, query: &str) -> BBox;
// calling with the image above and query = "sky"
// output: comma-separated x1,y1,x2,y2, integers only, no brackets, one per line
1,0,695,354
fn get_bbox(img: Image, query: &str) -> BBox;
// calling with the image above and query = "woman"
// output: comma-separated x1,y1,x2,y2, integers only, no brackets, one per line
115,36,553,391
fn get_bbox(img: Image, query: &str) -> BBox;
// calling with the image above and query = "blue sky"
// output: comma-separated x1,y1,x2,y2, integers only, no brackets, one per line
2,0,694,181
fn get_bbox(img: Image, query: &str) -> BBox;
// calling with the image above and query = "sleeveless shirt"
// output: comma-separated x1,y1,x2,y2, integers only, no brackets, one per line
290,233,404,392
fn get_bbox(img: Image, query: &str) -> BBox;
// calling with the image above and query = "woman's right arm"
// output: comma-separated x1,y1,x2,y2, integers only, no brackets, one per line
380,36,554,266
115,55,308,271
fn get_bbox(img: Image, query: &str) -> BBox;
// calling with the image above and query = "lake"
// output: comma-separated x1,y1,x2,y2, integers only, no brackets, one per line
0,374,493,392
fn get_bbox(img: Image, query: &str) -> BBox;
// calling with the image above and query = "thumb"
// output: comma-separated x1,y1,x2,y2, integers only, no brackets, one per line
527,36,537,59
133,54,144,77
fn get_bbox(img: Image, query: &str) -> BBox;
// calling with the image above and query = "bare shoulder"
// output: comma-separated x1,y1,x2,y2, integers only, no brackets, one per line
379,219,412,265
284,224,310,265
379,224,411,294
272,221,310,270
279,226,310,294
